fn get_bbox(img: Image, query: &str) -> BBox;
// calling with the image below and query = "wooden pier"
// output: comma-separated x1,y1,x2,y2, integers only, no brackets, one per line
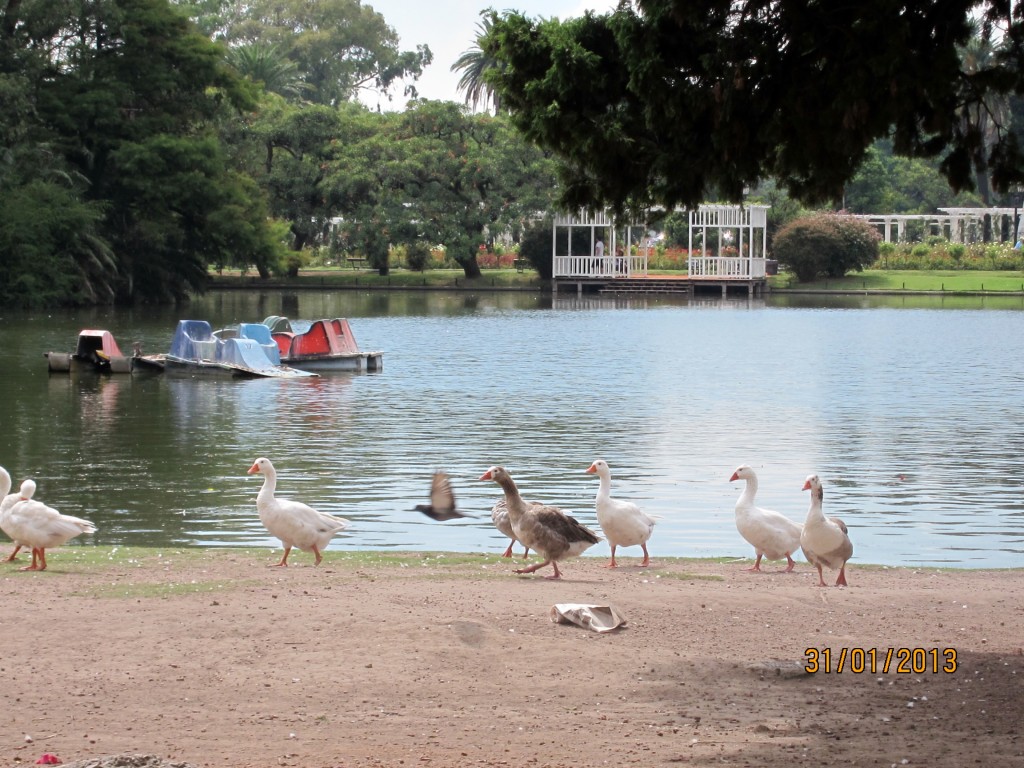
553,274,768,298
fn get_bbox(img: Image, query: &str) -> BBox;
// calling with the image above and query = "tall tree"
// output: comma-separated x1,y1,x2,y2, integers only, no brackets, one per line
212,0,432,106
319,103,557,278
483,1,1024,214
0,35,118,306
11,0,283,303
392,102,556,278
239,99,382,259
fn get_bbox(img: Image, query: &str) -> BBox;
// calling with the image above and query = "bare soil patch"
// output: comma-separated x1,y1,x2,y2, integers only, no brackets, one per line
2,548,1022,767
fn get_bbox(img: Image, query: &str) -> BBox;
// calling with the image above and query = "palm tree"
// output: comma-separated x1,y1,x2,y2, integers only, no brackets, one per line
957,19,1010,205
451,17,502,115
227,42,310,102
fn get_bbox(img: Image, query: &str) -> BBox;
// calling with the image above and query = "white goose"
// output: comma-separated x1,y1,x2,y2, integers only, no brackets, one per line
586,459,656,567
801,474,853,587
479,466,599,579
729,465,803,572
3,479,97,571
0,465,27,561
491,499,529,559
248,457,350,566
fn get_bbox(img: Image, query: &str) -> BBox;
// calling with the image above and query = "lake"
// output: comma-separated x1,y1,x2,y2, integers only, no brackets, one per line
2,288,1023,569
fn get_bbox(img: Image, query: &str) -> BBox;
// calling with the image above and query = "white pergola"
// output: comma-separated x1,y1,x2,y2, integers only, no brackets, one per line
551,210,649,278
687,204,770,279
854,208,1021,244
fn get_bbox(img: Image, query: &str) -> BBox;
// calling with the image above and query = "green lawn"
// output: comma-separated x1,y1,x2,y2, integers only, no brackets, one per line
210,267,543,290
770,269,1024,293
209,266,1024,294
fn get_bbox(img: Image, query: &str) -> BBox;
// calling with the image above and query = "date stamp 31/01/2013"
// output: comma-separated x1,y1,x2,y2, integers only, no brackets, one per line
804,647,958,674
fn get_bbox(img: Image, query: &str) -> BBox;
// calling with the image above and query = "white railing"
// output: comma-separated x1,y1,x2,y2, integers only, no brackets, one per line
553,210,615,227
553,254,648,278
688,257,766,279
690,204,769,228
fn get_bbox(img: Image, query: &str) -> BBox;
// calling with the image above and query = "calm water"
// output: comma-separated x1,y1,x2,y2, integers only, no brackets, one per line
2,289,1024,568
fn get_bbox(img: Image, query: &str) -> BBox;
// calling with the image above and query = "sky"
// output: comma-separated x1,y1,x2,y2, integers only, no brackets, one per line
359,0,618,111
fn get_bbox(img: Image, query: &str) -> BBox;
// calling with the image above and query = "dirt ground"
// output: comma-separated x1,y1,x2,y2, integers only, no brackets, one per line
1,547,1022,768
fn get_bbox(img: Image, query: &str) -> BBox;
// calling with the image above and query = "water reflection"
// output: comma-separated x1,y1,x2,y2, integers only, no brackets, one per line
1,290,1023,567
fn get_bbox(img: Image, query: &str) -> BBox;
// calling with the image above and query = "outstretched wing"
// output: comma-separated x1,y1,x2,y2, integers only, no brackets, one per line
430,470,456,514
416,470,474,521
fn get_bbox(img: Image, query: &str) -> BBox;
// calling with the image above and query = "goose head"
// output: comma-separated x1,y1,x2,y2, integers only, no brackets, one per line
478,466,505,483
802,474,823,501
479,467,519,494
19,479,36,501
729,464,754,482
247,457,275,477
585,459,610,477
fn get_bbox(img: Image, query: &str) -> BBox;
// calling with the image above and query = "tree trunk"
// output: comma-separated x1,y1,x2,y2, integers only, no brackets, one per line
971,109,992,206
462,254,482,278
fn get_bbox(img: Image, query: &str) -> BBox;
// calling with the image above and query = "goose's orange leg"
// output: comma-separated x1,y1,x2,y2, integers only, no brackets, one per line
19,548,43,571
544,561,563,580
515,558,562,579
271,546,292,567
605,545,618,568
814,564,828,587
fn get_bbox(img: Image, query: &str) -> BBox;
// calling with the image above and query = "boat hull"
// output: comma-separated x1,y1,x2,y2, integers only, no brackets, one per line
163,354,315,379
282,351,383,372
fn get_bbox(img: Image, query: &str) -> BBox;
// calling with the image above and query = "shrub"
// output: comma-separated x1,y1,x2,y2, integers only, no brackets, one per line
405,241,433,272
519,218,553,278
276,250,308,278
773,214,880,282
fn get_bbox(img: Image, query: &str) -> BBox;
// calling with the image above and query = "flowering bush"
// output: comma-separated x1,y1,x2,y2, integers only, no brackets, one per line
476,251,518,269
648,247,691,270
872,240,1024,270
773,214,880,282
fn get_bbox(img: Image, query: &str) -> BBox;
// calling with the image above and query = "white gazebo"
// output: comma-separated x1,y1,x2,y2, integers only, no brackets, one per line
551,210,650,278
687,204,770,279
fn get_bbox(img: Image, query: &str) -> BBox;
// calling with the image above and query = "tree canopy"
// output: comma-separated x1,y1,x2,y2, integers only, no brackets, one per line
327,101,558,277
0,0,285,305
483,0,1024,214
209,0,432,106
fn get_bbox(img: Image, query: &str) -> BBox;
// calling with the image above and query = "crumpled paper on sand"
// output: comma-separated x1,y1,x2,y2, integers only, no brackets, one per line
549,603,627,633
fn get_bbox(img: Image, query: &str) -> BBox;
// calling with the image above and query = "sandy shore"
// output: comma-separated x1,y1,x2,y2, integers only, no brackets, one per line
2,547,1022,768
